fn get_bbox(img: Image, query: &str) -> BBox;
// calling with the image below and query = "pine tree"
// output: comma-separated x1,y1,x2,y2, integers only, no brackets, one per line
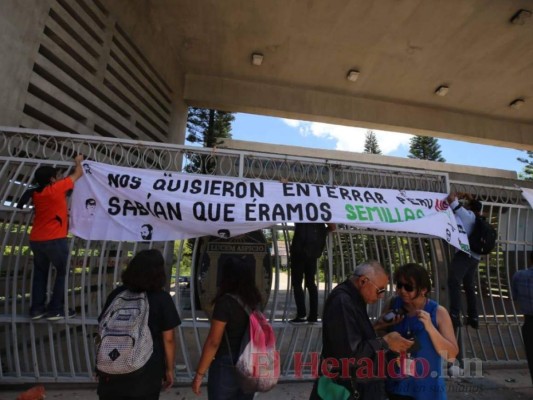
186,108,234,147
363,130,382,154
186,107,234,173
408,136,446,162
517,150,533,180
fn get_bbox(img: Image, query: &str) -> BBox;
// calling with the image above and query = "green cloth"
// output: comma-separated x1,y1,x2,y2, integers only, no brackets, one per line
317,376,351,400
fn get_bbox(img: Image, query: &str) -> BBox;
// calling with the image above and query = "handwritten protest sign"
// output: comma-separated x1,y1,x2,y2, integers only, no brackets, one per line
70,161,469,252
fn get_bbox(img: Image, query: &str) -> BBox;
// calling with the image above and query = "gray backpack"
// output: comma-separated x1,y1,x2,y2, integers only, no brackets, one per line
96,290,153,375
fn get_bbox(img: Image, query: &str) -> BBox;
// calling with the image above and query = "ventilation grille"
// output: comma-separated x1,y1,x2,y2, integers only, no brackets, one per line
22,0,172,143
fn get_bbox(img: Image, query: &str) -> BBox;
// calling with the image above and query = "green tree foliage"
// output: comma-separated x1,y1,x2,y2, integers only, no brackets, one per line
172,240,193,278
186,108,234,147
363,130,382,154
517,150,533,180
408,135,446,162
186,107,235,173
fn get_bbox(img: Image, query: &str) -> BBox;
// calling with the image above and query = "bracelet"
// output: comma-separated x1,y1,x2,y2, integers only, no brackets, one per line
378,337,389,351
453,204,462,212
196,371,205,376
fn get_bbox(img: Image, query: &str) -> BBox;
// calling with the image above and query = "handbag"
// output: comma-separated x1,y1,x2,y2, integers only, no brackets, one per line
317,376,359,400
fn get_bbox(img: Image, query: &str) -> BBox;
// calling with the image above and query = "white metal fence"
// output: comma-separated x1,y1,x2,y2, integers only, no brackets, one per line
0,127,530,383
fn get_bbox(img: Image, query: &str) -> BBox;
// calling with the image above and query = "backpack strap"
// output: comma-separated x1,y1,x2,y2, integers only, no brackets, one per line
224,330,235,360
227,293,253,315
223,294,252,359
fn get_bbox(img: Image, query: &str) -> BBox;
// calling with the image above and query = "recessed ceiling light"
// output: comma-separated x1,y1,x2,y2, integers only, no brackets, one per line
510,9,532,25
251,53,263,66
435,85,449,96
509,98,525,110
346,70,359,82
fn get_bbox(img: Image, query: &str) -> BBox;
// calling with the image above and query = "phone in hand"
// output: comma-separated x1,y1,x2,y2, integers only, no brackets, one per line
383,308,406,322
406,335,421,352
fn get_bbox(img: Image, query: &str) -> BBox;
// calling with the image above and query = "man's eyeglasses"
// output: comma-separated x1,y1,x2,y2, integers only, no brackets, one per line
396,281,415,292
358,275,386,295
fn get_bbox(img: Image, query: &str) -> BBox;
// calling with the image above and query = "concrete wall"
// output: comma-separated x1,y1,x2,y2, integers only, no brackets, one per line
0,0,188,144
0,0,52,126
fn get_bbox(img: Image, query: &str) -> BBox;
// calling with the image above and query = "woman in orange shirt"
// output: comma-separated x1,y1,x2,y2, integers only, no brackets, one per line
18,155,84,320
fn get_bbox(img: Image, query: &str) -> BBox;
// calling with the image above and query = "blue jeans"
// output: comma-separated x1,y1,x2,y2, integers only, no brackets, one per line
208,354,254,400
30,238,69,314
448,251,479,321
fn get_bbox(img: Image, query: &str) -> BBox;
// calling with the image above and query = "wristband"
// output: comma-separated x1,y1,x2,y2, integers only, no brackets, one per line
378,337,389,351
196,371,205,376
453,204,462,212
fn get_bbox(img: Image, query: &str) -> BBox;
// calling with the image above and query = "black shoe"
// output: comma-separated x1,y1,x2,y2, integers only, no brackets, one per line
30,310,47,320
289,317,307,325
306,318,320,325
46,309,76,321
466,316,479,329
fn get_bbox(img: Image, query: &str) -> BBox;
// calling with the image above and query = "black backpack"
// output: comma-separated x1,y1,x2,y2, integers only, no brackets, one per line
468,216,497,255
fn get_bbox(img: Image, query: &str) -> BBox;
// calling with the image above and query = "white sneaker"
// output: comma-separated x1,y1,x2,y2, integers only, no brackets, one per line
448,365,464,378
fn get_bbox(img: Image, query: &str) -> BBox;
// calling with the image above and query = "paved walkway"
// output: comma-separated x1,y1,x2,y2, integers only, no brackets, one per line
1,366,531,400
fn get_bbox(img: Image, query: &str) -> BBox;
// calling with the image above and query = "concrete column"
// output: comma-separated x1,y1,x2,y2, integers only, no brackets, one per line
0,0,53,126
167,79,188,171
168,91,188,146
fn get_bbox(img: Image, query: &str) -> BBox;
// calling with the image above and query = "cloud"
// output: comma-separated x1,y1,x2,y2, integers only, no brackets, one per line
281,118,301,128
281,119,413,154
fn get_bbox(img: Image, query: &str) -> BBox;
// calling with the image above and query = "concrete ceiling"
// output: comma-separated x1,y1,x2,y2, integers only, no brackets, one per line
103,0,533,150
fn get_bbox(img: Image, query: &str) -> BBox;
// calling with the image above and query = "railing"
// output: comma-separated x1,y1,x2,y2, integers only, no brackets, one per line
0,127,530,383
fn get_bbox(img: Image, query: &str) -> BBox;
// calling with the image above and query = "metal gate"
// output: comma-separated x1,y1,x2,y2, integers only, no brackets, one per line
0,127,530,383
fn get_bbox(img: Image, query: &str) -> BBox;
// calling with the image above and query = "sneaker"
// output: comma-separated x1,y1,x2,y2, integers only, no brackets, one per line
466,316,479,329
288,317,307,325
30,310,47,320
448,365,464,378
307,318,320,325
46,309,76,321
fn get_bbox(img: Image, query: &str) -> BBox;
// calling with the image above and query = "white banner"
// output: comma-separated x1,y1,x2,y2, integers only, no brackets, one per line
70,161,469,251
521,187,533,209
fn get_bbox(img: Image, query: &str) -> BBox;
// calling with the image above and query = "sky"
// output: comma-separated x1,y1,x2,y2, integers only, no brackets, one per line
230,113,528,176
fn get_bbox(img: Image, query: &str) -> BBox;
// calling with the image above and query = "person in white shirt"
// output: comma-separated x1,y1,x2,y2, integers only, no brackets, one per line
446,193,482,330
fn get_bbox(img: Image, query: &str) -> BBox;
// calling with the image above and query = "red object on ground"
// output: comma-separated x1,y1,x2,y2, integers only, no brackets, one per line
17,385,46,400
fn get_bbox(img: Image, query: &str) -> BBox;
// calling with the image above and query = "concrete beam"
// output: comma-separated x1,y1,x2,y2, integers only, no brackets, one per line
221,139,518,180
184,74,533,151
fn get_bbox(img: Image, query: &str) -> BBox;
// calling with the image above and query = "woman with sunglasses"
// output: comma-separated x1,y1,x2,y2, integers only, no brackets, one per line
376,263,458,400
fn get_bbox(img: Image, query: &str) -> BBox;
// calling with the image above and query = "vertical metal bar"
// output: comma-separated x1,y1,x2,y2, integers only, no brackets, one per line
188,238,205,364
282,226,292,321
270,226,280,322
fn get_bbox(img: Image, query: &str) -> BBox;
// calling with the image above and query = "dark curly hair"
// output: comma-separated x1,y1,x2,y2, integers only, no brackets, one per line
212,255,262,310
393,263,432,298
122,249,167,292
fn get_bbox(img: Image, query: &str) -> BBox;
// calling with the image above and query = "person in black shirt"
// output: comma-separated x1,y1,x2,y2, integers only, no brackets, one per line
97,249,181,400
289,222,336,324
309,260,414,400
192,255,263,400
